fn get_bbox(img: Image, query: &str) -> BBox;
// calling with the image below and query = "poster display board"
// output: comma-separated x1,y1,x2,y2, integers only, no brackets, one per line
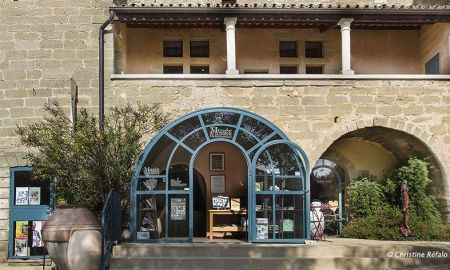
171,198,186,221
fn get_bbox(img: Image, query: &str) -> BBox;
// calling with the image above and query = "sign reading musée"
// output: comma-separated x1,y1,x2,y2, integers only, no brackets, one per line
131,108,310,243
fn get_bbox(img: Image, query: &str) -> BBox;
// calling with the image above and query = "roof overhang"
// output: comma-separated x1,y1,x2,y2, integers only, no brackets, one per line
110,4,450,30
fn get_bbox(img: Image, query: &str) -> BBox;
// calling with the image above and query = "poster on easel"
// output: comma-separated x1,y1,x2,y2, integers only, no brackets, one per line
28,187,41,205
15,187,29,205
15,221,29,256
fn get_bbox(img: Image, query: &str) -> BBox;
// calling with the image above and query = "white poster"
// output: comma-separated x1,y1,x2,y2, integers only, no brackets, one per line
256,218,269,240
15,187,29,205
28,187,41,205
32,221,44,247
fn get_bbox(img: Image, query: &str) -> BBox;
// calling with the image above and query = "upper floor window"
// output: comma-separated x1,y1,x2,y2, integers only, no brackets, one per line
425,53,440,74
280,65,298,74
305,41,323,58
190,41,209,58
163,65,183,74
190,65,209,74
279,41,298,57
163,41,183,57
306,66,323,74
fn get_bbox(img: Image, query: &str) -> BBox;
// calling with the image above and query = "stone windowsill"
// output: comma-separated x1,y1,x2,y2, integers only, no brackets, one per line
111,74,450,80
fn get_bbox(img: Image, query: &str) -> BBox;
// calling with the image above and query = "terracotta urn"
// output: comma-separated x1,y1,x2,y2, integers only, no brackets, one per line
42,206,101,270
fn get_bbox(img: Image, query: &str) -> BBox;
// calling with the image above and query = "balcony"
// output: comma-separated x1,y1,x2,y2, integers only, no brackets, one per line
109,3,450,80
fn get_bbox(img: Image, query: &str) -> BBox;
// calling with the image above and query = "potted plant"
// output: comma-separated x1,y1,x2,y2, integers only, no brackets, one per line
17,101,169,270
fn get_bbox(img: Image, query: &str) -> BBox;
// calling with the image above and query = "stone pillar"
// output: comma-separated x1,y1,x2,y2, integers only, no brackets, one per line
224,17,239,75
338,18,354,75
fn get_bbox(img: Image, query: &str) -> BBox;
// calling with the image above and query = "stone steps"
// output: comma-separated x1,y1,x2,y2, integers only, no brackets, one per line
109,243,450,270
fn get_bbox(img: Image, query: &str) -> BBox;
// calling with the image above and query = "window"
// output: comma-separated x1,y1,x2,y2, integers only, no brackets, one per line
190,41,209,58
9,167,51,258
190,65,209,74
280,65,298,74
279,41,298,57
163,41,183,57
425,53,440,74
305,66,323,74
163,65,183,74
305,42,323,58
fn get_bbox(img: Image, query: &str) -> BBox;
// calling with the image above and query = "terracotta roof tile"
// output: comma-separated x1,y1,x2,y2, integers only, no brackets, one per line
117,2,449,9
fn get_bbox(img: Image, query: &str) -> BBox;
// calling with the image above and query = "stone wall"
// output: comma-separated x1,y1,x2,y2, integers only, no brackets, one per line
108,79,450,181
0,0,111,261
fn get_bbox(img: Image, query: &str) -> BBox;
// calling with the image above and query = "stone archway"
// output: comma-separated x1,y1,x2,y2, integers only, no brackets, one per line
312,118,449,221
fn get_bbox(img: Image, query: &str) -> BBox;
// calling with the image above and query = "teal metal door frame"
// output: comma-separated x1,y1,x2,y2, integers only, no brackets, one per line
250,140,310,243
130,107,310,243
311,164,343,234
8,167,52,259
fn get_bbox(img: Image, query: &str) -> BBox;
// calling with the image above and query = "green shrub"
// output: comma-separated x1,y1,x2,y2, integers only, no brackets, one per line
346,178,384,218
409,210,450,241
17,101,169,213
390,157,441,221
342,158,449,241
341,205,402,240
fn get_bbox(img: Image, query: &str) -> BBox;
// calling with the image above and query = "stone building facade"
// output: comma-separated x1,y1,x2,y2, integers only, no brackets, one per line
0,0,450,260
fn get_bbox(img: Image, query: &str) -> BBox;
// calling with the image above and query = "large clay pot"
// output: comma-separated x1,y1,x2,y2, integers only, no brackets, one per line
42,206,101,270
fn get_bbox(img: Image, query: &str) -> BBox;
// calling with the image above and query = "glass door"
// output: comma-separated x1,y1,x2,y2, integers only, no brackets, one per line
250,140,309,243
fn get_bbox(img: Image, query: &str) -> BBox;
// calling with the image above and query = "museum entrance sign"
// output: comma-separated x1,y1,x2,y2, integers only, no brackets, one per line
130,108,310,242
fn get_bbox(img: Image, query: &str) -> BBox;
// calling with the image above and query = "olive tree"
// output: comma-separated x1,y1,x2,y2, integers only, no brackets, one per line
17,101,169,213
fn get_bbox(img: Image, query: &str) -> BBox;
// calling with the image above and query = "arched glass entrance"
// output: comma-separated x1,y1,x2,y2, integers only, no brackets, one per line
311,159,344,234
130,108,310,242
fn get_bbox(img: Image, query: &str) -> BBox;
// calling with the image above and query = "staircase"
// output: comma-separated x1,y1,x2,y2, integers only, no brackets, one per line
109,241,450,270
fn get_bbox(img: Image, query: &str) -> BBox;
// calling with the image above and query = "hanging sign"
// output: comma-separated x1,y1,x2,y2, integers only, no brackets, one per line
209,127,233,139
171,198,186,221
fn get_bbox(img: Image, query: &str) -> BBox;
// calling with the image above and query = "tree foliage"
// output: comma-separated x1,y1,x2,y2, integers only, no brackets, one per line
389,157,441,221
346,177,385,218
17,101,169,213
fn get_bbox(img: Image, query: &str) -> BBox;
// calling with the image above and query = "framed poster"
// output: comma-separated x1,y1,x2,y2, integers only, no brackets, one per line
15,187,29,206
209,153,224,171
15,221,29,256
170,198,186,221
210,175,225,194
31,221,44,247
28,187,41,205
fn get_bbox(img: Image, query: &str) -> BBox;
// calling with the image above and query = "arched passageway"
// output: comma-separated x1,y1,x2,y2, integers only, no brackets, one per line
318,126,446,214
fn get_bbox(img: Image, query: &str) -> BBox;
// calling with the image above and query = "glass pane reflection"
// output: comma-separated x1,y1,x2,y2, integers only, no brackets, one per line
169,116,201,140
202,112,240,126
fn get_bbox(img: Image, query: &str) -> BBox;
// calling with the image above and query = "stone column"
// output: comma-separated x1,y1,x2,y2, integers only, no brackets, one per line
338,18,354,75
224,17,239,75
